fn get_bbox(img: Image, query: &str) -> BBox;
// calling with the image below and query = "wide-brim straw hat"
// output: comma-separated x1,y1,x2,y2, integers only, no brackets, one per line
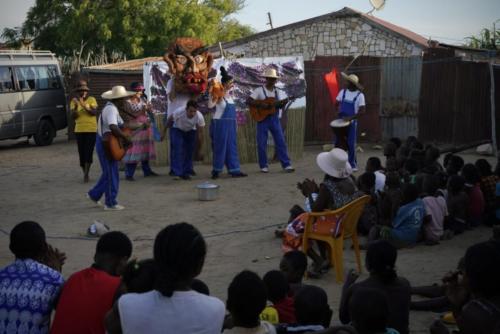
316,148,353,178
262,68,279,79
341,72,363,90
101,85,136,100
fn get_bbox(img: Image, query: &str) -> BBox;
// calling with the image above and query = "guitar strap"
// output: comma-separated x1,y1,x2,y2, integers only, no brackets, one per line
261,86,279,101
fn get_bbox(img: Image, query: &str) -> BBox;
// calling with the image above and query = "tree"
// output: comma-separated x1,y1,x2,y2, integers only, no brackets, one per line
466,28,499,50
2,0,254,59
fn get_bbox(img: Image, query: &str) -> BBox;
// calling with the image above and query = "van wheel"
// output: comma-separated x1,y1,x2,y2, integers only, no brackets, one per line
34,119,55,146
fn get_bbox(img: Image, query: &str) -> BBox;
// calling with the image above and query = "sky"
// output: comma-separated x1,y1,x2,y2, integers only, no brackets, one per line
1,0,499,45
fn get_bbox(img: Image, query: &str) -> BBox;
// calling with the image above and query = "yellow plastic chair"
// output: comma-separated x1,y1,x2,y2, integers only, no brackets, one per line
302,195,371,283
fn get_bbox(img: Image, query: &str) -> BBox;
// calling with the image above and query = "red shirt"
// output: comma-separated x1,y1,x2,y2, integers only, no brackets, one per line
50,267,121,334
274,296,297,324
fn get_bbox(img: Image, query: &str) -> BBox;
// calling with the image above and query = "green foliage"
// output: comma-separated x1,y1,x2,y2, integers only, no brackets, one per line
2,0,254,58
466,28,499,50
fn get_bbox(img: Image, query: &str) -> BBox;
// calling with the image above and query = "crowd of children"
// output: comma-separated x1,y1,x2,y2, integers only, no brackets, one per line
355,136,500,248
0,136,499,334
1,219,499,334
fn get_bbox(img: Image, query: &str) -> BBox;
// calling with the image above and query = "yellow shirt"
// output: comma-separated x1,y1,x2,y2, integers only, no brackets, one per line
71,96,98,133
259,305,279,324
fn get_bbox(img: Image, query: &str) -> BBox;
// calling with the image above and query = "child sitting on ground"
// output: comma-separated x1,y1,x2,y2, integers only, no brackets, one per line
339,240,410,334
277,285,332,333
366,157,386,193
121,258,157,294
402,158,418,185
445,175,468,235
225,270,276,333
372,183,425,248
462,163,485,227
378,172,403,227
261,270,296,324
444,154,464,177
421,174,448,245
279,250,308,296
357,172,379,235
475,159,498,226
349,288,400,334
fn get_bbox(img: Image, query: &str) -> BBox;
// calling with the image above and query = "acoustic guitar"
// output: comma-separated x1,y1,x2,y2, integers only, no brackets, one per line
249,96,295,122
103,126,145,161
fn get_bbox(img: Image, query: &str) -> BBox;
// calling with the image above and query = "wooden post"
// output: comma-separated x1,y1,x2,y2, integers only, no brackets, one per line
489,57,498,157
218,42,225,59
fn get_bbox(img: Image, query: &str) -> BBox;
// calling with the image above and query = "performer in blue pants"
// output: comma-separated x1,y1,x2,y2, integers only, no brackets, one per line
247,68,295,173
208,66,247,179
335,73,366,171
167,100,205,180
87,86,134,211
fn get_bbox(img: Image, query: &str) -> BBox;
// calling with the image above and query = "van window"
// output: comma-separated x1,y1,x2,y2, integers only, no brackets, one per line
0,67,15,93
15,65,61,91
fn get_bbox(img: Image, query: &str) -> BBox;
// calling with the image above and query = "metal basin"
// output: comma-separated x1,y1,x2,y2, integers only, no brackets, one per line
197,182,219,201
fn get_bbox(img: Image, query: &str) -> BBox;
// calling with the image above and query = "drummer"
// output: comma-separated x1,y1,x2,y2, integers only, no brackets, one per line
335,72,365,171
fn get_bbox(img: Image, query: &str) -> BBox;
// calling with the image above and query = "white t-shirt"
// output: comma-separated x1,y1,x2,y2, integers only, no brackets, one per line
118,290,225,334
336,89,366,114
251,86,283,118
208,94,234,120
172,107,205,131
374,170,386,193
97,102,123,136
166,79,191,117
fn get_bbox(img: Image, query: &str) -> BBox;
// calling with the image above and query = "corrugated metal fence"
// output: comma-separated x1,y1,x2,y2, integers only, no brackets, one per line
304,54,494,145
419,57,492,144
380,57,422,140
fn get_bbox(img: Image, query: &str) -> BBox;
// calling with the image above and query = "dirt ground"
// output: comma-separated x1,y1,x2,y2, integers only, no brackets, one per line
0,133,496,333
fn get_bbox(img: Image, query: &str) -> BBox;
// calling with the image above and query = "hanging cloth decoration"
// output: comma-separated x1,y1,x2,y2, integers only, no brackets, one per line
324,68,339,104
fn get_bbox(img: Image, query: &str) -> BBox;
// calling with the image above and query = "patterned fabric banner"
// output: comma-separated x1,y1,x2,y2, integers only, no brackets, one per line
144,56,306,125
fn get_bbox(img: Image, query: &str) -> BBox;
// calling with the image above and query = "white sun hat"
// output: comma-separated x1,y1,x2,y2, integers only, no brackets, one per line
341,72,363,90
262,68,279,78
101,85,136,100
316,148,352,178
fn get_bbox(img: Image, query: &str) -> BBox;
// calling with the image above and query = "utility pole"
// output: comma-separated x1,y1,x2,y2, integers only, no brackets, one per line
267,12,274,30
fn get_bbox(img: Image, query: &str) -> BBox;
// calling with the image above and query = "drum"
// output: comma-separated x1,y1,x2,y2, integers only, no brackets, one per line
330,119,351,151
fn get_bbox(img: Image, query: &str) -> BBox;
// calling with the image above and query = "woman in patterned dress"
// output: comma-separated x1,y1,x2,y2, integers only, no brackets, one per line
123,82,158,181
282,148,362,277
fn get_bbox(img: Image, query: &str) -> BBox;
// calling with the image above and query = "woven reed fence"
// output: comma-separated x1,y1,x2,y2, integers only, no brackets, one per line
153,107,305,167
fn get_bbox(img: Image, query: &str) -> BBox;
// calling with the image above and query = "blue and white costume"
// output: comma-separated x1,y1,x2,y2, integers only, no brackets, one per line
336,89,366,169
209,95,242,175
169,106,205,177
88,102,123,208
251,86,292,170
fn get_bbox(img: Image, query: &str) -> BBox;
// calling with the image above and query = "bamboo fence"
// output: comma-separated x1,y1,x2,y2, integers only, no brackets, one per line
153,107,305,167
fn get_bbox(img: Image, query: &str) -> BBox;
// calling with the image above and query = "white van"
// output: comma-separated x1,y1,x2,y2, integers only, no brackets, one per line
0,50,67,145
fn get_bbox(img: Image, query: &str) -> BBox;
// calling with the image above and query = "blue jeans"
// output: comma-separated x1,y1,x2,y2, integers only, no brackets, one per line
170,127,196,176
88,135,119,207
256,114,291,169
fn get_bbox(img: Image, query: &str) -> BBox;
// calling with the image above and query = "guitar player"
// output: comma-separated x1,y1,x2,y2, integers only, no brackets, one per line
87,86,134,211
247,68,295,173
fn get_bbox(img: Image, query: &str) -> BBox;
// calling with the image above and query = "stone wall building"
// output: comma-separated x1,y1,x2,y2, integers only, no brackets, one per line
210,7,428,60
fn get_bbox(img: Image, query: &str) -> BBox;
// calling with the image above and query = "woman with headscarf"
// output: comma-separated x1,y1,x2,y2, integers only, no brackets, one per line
122,82,158,181
207,67,247,179
70,80,98,182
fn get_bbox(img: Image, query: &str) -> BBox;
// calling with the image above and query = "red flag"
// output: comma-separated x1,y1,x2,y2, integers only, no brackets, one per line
324,68,339,104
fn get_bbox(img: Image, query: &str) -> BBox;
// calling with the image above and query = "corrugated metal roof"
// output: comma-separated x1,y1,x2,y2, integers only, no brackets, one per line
84,57,163,72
